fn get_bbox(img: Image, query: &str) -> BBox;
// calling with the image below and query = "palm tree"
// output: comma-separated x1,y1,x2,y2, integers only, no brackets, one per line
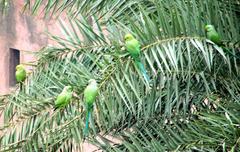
1,0,240,151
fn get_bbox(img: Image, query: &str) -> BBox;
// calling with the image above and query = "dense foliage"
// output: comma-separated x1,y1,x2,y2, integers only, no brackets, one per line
0,0,240,151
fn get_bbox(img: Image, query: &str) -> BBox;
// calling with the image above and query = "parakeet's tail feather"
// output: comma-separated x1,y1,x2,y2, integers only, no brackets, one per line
19,82,24,91
53,104,61,111
222,47,240,59
84,110,91,136
135,60,150,82
222,40,240,48
53,107,58,111
20,83,22,91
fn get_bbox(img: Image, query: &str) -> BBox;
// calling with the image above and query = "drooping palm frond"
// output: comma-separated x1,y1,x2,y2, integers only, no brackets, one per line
0,0,240,151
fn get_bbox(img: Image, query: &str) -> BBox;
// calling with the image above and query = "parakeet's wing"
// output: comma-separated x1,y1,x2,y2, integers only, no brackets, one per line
126,39,141,60
55,93,67,108
16,70,26,82
207,30,222,45
65,92,72,103
84,85,98,106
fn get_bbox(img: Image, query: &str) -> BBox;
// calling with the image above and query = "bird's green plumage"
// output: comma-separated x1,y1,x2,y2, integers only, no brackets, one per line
125,34,141,61
15,64,26,83
205,24,239,58
205,25,222,46
84,79,98,136
54,86,73,109
84,79,98,106
125,34,150,82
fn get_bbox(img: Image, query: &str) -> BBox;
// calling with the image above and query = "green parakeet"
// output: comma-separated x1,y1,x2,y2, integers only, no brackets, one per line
54,86,73,110
205,25,222,46
124,34,150,82
15,64,26,90
205,24,239,58
84,79,98,136
15,64,26,83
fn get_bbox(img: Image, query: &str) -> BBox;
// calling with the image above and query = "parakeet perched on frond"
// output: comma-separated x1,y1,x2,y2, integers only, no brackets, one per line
205,24,239,58
15,64,26,90
54,86,73,110
15,64,26,83
205,25,222,46
124,34,150,82
83,79,98,136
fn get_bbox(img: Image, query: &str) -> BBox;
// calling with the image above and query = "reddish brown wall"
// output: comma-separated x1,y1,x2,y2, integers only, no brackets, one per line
0,0,59,95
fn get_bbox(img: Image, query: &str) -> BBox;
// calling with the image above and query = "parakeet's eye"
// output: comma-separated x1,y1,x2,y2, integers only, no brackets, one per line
124,34,133,41
205,25,214,32
16,65,21,70
16,64,24,70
